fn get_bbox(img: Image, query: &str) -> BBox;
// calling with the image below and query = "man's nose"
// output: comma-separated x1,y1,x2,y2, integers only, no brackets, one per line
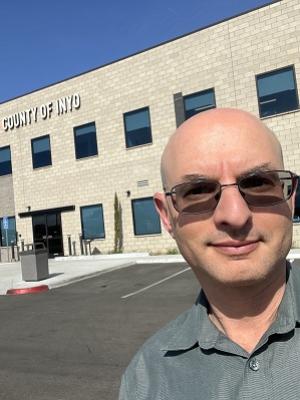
213,185,252,229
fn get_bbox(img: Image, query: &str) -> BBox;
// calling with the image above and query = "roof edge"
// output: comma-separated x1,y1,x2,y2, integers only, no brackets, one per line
0,0,280,105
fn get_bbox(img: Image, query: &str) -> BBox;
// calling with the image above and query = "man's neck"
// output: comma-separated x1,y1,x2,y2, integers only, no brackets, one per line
204,267,287,354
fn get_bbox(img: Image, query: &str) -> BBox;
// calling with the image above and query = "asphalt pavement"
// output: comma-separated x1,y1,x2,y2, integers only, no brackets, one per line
0,253,186,295
0,261,197,400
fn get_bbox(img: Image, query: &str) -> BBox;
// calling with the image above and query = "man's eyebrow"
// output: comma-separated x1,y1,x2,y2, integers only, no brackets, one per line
180,174,209,182
238,163,274,177
180,164,274,182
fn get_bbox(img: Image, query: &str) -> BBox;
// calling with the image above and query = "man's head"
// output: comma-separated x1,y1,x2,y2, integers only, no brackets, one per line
154,108,296,289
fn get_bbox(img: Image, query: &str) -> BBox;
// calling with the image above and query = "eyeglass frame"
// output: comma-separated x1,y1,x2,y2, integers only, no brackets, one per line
163,169,299,215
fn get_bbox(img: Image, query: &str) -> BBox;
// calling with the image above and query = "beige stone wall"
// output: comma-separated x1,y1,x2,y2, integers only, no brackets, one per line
0,0,300,253
0,175,15,217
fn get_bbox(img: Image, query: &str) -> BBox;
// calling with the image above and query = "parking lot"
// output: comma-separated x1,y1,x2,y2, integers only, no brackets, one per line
0,261,200,400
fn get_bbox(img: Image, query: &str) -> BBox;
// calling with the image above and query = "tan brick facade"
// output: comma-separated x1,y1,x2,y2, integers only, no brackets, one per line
0,0,300,255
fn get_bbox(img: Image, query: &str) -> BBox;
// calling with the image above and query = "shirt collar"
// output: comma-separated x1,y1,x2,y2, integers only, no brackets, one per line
270,262,300,334
160,290,218,351
160,262,300,352
288,262,300,323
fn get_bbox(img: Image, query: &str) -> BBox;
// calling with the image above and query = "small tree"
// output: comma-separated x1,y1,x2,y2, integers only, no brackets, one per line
114,193,123,253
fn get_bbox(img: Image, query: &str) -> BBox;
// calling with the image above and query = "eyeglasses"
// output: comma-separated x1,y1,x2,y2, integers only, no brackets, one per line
164,170,298,214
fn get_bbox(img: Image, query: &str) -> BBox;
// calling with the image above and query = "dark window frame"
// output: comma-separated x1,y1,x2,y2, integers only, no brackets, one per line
293,183,300,223
131,196,161,236
31,134,52,169
80,203,105,240
183,88,216,120
173,92,186,127
123,106,153,149
74,121,98,160
0,145,12,176
256,65,299,118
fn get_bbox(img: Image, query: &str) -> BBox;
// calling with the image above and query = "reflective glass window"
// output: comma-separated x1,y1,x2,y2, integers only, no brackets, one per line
257,66,299,117
0,146,12,176
124,107,152,148
31,135,52,169
294,184,300,223
132,197,161,235
81,204,105,239
184,89,216,119
74,122,98,159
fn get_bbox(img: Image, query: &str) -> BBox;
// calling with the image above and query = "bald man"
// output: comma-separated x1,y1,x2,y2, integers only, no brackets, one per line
119,109,300,400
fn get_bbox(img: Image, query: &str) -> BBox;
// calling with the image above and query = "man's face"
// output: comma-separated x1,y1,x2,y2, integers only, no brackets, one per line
155,110,295,288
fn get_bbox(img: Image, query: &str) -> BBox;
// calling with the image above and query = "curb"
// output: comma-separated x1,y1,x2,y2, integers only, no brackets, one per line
6,285,49,295
136,257,186,264
54,253,149,261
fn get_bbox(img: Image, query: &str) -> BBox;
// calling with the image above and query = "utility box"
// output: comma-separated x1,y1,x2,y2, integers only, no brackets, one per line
20,244,49,281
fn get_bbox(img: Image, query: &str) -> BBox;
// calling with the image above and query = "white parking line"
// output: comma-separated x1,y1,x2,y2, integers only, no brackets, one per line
121,267,191,299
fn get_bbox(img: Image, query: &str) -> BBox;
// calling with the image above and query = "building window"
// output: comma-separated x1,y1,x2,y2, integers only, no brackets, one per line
0,216,16,246
256,66,299,118
0,146,12,176
124,107,152,148
31,135,52,169
294,185,300,223
80,204,105,239
184,88,216,120
132,197,161,236
74,122,98,159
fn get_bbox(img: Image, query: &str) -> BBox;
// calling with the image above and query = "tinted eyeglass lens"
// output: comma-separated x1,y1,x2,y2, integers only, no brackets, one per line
239,171,293,206
174,180,219,213
171,171,296,214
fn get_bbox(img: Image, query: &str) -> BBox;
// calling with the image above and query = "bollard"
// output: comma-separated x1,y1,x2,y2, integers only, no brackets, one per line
67,235,72,256
79,235,84,255
11,242,15,261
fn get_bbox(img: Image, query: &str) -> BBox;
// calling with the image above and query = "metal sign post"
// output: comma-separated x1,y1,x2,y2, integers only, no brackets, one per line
3,217,9,261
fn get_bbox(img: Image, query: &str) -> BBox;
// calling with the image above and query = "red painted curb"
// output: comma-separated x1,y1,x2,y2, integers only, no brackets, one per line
6,285,49,295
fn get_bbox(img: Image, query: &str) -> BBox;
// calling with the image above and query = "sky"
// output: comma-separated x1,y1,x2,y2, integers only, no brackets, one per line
0,0,272,104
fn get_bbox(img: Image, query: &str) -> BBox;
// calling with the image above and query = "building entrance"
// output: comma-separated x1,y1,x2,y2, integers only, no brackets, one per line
32,213,63,257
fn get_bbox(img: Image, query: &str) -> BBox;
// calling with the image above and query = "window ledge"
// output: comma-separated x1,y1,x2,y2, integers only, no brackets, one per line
260,108,300,120
75,154,99,161
126,142,153,151
134,233,162,238
32,165,52,171
84,237,106,241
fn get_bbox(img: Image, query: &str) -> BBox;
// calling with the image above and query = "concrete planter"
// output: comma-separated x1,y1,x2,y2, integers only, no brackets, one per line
20,249,49,281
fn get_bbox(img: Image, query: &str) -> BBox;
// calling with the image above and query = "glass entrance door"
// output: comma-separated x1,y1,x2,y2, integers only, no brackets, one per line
32,213,63,257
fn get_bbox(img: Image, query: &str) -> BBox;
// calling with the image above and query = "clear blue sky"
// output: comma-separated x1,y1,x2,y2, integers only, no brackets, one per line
0,0,272,103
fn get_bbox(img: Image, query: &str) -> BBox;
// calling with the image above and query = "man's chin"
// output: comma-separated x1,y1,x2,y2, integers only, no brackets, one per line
214,274,265,288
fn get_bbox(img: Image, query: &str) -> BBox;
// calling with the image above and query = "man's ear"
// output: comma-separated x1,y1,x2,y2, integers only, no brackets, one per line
153,192,174,238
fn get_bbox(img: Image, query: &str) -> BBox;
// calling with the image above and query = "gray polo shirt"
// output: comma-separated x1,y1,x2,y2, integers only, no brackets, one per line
119,264,300,400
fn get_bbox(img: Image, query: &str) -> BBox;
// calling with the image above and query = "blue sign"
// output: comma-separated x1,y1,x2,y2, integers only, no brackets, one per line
3,217,8,230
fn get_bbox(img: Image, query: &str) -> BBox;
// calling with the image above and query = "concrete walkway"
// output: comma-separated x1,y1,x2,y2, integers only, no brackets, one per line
1,249,300,295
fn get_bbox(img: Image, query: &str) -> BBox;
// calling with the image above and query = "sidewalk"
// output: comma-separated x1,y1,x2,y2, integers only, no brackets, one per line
0,253,186,295
1,249,300,296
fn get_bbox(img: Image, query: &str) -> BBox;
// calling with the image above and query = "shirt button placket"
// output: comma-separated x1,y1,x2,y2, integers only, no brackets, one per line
249,358,260,371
